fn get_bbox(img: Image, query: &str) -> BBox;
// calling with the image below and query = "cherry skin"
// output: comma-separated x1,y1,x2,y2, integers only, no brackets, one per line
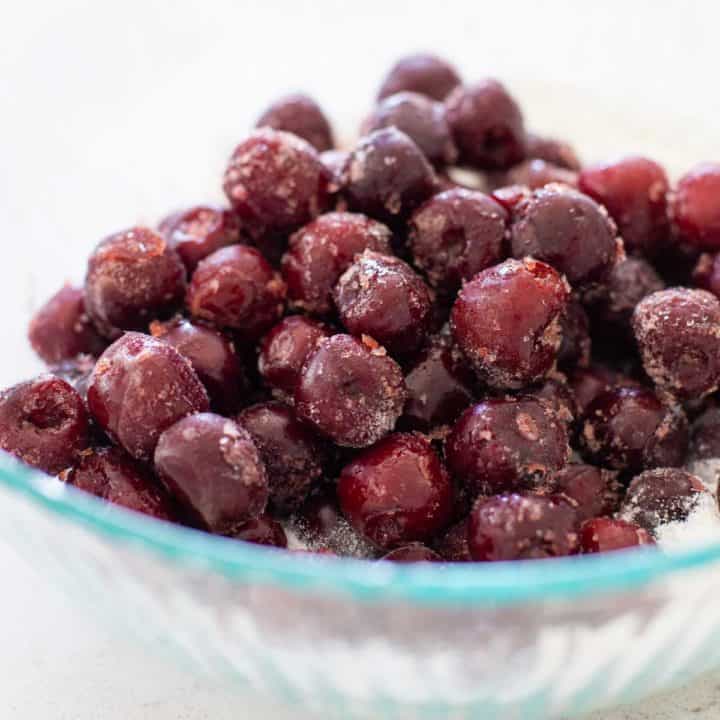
338,432,453,550
467,493,579,561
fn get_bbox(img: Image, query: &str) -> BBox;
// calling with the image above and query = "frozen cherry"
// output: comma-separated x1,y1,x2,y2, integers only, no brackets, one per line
281,211,393,315
401,342,476,431
337,432,453,549
255,93,333,152
66,446,176,521
580,518,653,553
446,397,569,497
222,128,330,239
502,159,578,190
467,493,579,561
377,52,461,101
295,334,406,447
525,133,581,171
541,463,621,521
621,468,706,533
433,518,471,561
150,317,247,414
228,515,288,548
238,401,326,515
28,284,106,364
451,258,569,389
445,79,526,170
341,128,437,223
692,252,720,299
362,92,457,166
689,404,720,461
670,164,720,250
158,205,242,273
510,185,620,288
580,386,688,472
154,412,268,533
557,300,591,371
333,250,432,356
84,227,186,337
87,332,209,461
589,257,664,340
408,188,507,294
258,315,332,399
380,544,442,562
633,288,720,399
186,245,286,340
0,375,89,474
579,156,670,256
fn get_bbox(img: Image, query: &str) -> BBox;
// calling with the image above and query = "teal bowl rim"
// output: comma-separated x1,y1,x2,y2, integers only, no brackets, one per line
3,452,720,607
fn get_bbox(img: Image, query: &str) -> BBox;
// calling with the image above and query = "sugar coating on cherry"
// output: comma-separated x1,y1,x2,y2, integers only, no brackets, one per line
621,468,706,533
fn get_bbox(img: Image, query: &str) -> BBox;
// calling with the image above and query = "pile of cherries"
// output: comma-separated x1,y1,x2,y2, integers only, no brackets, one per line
3,53,720,563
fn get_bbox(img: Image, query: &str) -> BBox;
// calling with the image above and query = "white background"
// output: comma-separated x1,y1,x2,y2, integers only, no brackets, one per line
1,0,720,717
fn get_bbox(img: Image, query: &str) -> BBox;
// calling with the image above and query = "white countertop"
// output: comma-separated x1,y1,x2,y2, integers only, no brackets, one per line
2,0,719,717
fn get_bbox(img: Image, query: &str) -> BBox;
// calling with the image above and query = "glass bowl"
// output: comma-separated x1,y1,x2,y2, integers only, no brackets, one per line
3,452,720,719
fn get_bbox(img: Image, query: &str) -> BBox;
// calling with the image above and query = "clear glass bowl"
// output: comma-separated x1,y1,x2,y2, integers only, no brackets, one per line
3,452,720,719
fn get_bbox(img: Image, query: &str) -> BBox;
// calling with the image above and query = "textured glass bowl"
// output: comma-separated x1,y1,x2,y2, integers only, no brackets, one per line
3,452,720,719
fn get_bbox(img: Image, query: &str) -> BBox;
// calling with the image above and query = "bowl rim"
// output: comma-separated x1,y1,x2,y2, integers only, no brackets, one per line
3,452,720,607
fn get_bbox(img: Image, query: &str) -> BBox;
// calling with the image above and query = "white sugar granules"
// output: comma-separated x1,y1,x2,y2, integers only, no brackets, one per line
655,465,720,550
